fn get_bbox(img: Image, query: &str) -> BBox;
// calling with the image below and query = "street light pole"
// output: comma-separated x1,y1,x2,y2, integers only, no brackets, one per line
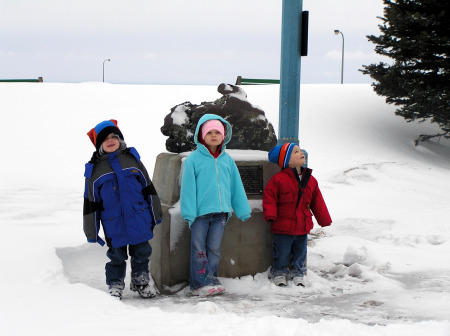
334,30,344,84
103,59,110,82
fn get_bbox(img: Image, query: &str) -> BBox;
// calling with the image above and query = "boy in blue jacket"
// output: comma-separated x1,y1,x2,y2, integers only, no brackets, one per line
83,119,162,299
180,114,251,297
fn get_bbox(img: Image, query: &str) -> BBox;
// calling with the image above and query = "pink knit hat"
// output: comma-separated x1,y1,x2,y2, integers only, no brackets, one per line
201,119,225,140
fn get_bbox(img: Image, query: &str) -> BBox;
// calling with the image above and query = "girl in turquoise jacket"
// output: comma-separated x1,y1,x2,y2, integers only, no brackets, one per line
180,114,251,296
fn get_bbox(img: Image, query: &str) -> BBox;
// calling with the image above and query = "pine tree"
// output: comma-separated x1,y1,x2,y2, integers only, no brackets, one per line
360,0,449,145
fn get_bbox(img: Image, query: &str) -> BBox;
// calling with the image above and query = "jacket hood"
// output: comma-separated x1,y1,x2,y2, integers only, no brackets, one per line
194,114,232,148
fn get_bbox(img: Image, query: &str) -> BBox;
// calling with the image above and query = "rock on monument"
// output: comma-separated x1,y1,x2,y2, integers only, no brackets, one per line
160,83,277,153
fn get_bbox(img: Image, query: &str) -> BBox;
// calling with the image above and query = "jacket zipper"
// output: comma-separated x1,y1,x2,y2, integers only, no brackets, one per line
215,158,223,211
294,168,303,233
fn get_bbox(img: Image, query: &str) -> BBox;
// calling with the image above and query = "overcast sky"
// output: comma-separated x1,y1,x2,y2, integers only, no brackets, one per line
1,0,389,85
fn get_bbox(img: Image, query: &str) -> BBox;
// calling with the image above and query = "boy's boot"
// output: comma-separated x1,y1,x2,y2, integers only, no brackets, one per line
109,285,123,300
273,275,287,286
130,283,156,298
269,268,287,286
130,274,156,299
293,276,305,287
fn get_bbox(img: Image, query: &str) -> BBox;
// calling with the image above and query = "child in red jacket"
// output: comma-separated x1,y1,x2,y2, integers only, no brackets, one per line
263,143,332,287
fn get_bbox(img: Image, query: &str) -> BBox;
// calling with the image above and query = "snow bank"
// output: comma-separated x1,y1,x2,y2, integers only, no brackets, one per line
0,83,449,335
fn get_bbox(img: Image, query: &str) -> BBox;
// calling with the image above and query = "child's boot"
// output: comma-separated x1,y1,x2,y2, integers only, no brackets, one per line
130,274,156,298
273,275,287,286
130,283,156,298
109,285,123,299
293,276,305,287
191,285,216,297
212,285,226,295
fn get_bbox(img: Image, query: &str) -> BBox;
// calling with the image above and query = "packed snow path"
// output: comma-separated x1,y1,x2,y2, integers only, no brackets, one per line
56,229,450,325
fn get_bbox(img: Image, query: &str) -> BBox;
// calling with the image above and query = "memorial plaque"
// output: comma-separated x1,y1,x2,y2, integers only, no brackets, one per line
237,165,263,195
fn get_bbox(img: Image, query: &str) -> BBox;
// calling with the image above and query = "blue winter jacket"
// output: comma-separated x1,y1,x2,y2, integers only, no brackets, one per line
180,114,251,227
83,147,163,248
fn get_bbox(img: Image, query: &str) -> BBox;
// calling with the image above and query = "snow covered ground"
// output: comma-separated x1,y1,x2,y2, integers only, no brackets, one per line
0,83,449,335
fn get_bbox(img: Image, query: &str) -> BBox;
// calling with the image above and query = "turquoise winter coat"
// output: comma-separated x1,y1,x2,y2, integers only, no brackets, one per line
180,114,251,227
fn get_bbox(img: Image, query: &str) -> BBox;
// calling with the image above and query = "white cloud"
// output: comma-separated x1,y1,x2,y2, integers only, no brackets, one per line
0,50,15,57
143,53,157,61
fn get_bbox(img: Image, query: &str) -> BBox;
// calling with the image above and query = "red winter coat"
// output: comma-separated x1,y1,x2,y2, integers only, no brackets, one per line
263,167,331,235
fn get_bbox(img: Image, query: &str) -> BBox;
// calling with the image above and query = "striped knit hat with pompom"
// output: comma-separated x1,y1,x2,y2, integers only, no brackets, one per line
87,119,124,151
268,143,297,168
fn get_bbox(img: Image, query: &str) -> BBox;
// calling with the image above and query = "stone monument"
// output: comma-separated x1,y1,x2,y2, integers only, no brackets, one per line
151,84,280,293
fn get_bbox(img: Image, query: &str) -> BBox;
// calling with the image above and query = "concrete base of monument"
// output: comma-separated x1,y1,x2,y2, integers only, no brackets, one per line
150,151,280,294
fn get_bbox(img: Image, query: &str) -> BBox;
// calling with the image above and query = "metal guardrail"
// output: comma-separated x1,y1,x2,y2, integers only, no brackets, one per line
0,77,43,83
235,76,280,85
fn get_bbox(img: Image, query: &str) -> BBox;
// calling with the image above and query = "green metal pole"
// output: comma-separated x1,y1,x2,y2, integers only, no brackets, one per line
278,0,303,145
